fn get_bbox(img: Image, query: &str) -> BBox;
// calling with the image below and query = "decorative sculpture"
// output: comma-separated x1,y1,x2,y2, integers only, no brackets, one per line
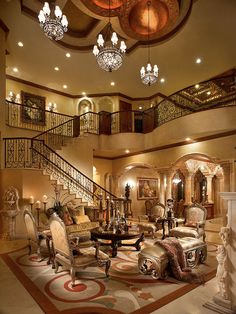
216,226,230,300
216,245,229,300
0,186,20,239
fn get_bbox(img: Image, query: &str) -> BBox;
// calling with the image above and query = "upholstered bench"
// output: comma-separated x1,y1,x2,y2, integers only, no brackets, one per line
138,237,207,279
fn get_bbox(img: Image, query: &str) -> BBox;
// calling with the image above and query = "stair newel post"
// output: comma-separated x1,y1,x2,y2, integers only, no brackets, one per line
99,191,104,222
106,195,110,226
73,116,80,137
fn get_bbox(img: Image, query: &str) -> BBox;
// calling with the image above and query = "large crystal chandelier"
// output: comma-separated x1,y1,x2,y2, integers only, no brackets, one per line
38,2,68,41
93,0,126,72
140,1,159,86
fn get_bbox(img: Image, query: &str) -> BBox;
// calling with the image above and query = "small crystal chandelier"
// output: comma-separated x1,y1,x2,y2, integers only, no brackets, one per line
93,0,126,72
140,1,159,86
38,2,68,41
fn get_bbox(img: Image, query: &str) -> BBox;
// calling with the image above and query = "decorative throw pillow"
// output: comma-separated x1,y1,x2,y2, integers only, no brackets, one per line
185,221,197,227
74,214,90,224
62,211,74,226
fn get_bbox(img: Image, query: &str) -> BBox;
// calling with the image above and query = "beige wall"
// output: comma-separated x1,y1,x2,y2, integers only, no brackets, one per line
6,79,75,116
59,136,96,180
93,158,113,187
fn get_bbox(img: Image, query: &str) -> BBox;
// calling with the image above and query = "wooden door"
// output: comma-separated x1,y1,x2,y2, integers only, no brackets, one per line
119,100,132,132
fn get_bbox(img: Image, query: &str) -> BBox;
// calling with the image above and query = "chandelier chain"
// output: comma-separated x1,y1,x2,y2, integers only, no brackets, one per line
140,0,159,85
92,0,126,71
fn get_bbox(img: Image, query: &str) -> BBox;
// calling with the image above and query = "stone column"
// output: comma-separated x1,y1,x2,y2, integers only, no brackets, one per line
159,172,166,204
165,171,173,200
204,192,236,313
206,174,214,203
185,172,194,204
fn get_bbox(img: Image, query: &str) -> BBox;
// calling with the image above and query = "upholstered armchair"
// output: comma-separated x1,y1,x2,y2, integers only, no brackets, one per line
138,200,166,238
169,203,207,242
49,213,111,287
23,209,49,260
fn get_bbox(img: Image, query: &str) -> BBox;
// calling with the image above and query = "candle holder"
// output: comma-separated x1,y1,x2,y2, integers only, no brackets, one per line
29,196,34,212
35,201,41,228
42,194,48,215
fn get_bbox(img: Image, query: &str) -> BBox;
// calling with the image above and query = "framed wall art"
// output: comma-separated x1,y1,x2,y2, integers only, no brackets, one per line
137,177,158,200
21,91,46,125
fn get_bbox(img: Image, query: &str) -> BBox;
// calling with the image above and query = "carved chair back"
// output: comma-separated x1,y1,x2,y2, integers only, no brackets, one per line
23,210,39,243
145,199,165,221
184,203,207,226
49,213,71,259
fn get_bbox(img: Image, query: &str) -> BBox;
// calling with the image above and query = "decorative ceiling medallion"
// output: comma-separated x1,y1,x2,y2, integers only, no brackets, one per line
128,0,169,36
120,0,179,41
80,0,122,17
92,0,123,10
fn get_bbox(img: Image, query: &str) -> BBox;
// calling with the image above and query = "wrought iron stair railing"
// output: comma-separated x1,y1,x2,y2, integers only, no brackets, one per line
4,137,119,209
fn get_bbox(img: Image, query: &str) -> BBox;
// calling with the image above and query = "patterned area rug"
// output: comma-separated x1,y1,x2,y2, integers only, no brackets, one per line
1,240,217,314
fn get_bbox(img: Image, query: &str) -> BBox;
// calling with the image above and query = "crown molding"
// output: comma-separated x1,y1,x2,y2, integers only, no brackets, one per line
6,75,165,101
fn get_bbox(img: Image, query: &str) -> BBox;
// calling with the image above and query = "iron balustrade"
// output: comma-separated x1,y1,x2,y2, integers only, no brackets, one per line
4,137,119,207
5,74,236,136
6,100,73,132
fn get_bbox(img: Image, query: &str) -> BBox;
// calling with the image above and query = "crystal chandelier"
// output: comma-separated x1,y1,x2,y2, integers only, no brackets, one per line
38,2,68,41
93,0,126,72
140,1,159,86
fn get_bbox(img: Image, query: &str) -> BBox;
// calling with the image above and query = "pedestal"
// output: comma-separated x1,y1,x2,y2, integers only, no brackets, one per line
0,210,19,240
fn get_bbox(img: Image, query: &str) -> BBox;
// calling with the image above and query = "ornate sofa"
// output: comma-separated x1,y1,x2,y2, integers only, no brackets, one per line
169,202,207,242
137,199,165,238
46,201,99,242
138,237,207,279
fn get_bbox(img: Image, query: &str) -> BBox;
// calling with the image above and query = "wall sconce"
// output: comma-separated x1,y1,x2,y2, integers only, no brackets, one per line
7,91,15,102
47,102,57,112
42,194,48,213
35,200,41,228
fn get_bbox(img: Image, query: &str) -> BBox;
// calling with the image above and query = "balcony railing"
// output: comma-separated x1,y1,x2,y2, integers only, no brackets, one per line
6,74,236,136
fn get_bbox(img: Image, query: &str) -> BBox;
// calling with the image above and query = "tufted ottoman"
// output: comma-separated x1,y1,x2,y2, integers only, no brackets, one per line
138,237,207,279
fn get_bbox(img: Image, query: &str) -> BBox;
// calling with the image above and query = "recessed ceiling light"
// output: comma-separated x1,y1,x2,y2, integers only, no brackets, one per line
54,67,59,71
125,149,130,154
160,78,165,83
195,84,200,89
17,42,23,47
185,137,191,141
207,91,211,95
66,53,71,58
195,58,202,64
13,67,18,72
82,92,86,96
63,84,67,89
110,81,115,86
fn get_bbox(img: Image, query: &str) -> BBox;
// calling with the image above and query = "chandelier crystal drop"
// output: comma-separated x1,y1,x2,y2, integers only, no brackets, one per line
93,0,126,72
140,1,159,86
38,2,68,41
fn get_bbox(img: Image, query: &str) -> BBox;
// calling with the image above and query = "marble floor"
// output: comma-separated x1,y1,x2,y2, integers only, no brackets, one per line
0,218,222,314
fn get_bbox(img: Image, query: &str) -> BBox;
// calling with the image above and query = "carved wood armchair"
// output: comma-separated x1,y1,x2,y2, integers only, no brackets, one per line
49,213,111,287
169,203,207,242
138,200,166,238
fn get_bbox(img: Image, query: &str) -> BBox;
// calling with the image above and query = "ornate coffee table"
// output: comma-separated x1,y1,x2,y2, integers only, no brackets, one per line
91,228,144,257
